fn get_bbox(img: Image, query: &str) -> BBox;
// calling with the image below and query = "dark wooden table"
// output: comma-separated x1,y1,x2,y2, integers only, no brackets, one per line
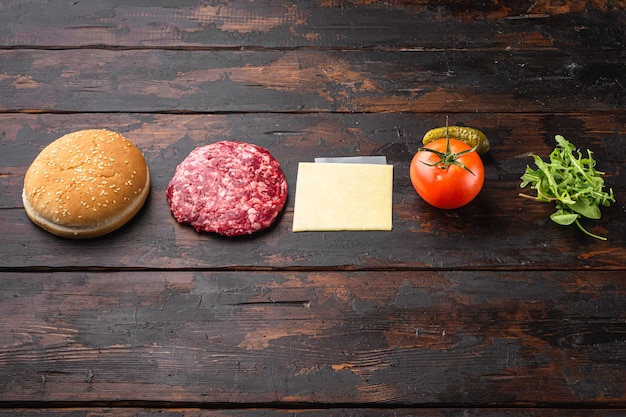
1,1,625,416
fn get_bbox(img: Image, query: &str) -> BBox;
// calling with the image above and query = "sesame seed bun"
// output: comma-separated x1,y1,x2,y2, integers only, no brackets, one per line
22,129,150,239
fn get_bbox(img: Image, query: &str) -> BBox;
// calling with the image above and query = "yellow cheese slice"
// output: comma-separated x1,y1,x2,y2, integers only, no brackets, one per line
292,162,393,232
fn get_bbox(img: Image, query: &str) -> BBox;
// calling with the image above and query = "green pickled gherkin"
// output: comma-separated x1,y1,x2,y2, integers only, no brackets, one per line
422,126,490,156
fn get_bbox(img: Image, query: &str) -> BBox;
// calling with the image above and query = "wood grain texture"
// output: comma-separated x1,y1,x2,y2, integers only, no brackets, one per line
1,270,624,405
0,0,624,49
1,410,625,417
1,49,625,113
1,113,625,271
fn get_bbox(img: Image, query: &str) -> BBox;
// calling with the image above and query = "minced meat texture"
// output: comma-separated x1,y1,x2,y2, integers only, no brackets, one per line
166,141,288,236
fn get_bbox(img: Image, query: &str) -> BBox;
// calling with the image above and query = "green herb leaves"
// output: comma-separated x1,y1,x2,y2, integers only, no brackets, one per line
520,135,615,240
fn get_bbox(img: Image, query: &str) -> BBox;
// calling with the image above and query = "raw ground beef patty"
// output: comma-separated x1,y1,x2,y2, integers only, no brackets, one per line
166,141,288,236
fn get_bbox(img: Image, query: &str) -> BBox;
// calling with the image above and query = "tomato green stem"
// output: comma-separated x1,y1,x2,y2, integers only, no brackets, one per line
418,118,478,176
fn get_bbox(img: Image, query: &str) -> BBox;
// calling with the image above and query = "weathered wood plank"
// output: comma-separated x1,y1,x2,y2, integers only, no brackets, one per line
0,271,626,407
0,270,624,405
0,409,625,417
1,112,624,270
1,49,625,114
0,0,624,50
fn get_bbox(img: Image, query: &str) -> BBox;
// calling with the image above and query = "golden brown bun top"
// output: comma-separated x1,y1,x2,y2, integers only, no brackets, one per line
23,129,149,228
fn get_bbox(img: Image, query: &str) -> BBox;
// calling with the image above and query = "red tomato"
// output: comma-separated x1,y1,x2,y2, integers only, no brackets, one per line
410,138,484,209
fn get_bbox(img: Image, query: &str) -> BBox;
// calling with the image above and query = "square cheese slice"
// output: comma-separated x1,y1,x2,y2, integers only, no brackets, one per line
292,162,393,232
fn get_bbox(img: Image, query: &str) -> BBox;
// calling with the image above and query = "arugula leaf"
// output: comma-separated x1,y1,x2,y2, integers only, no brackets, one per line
519,135,615,240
